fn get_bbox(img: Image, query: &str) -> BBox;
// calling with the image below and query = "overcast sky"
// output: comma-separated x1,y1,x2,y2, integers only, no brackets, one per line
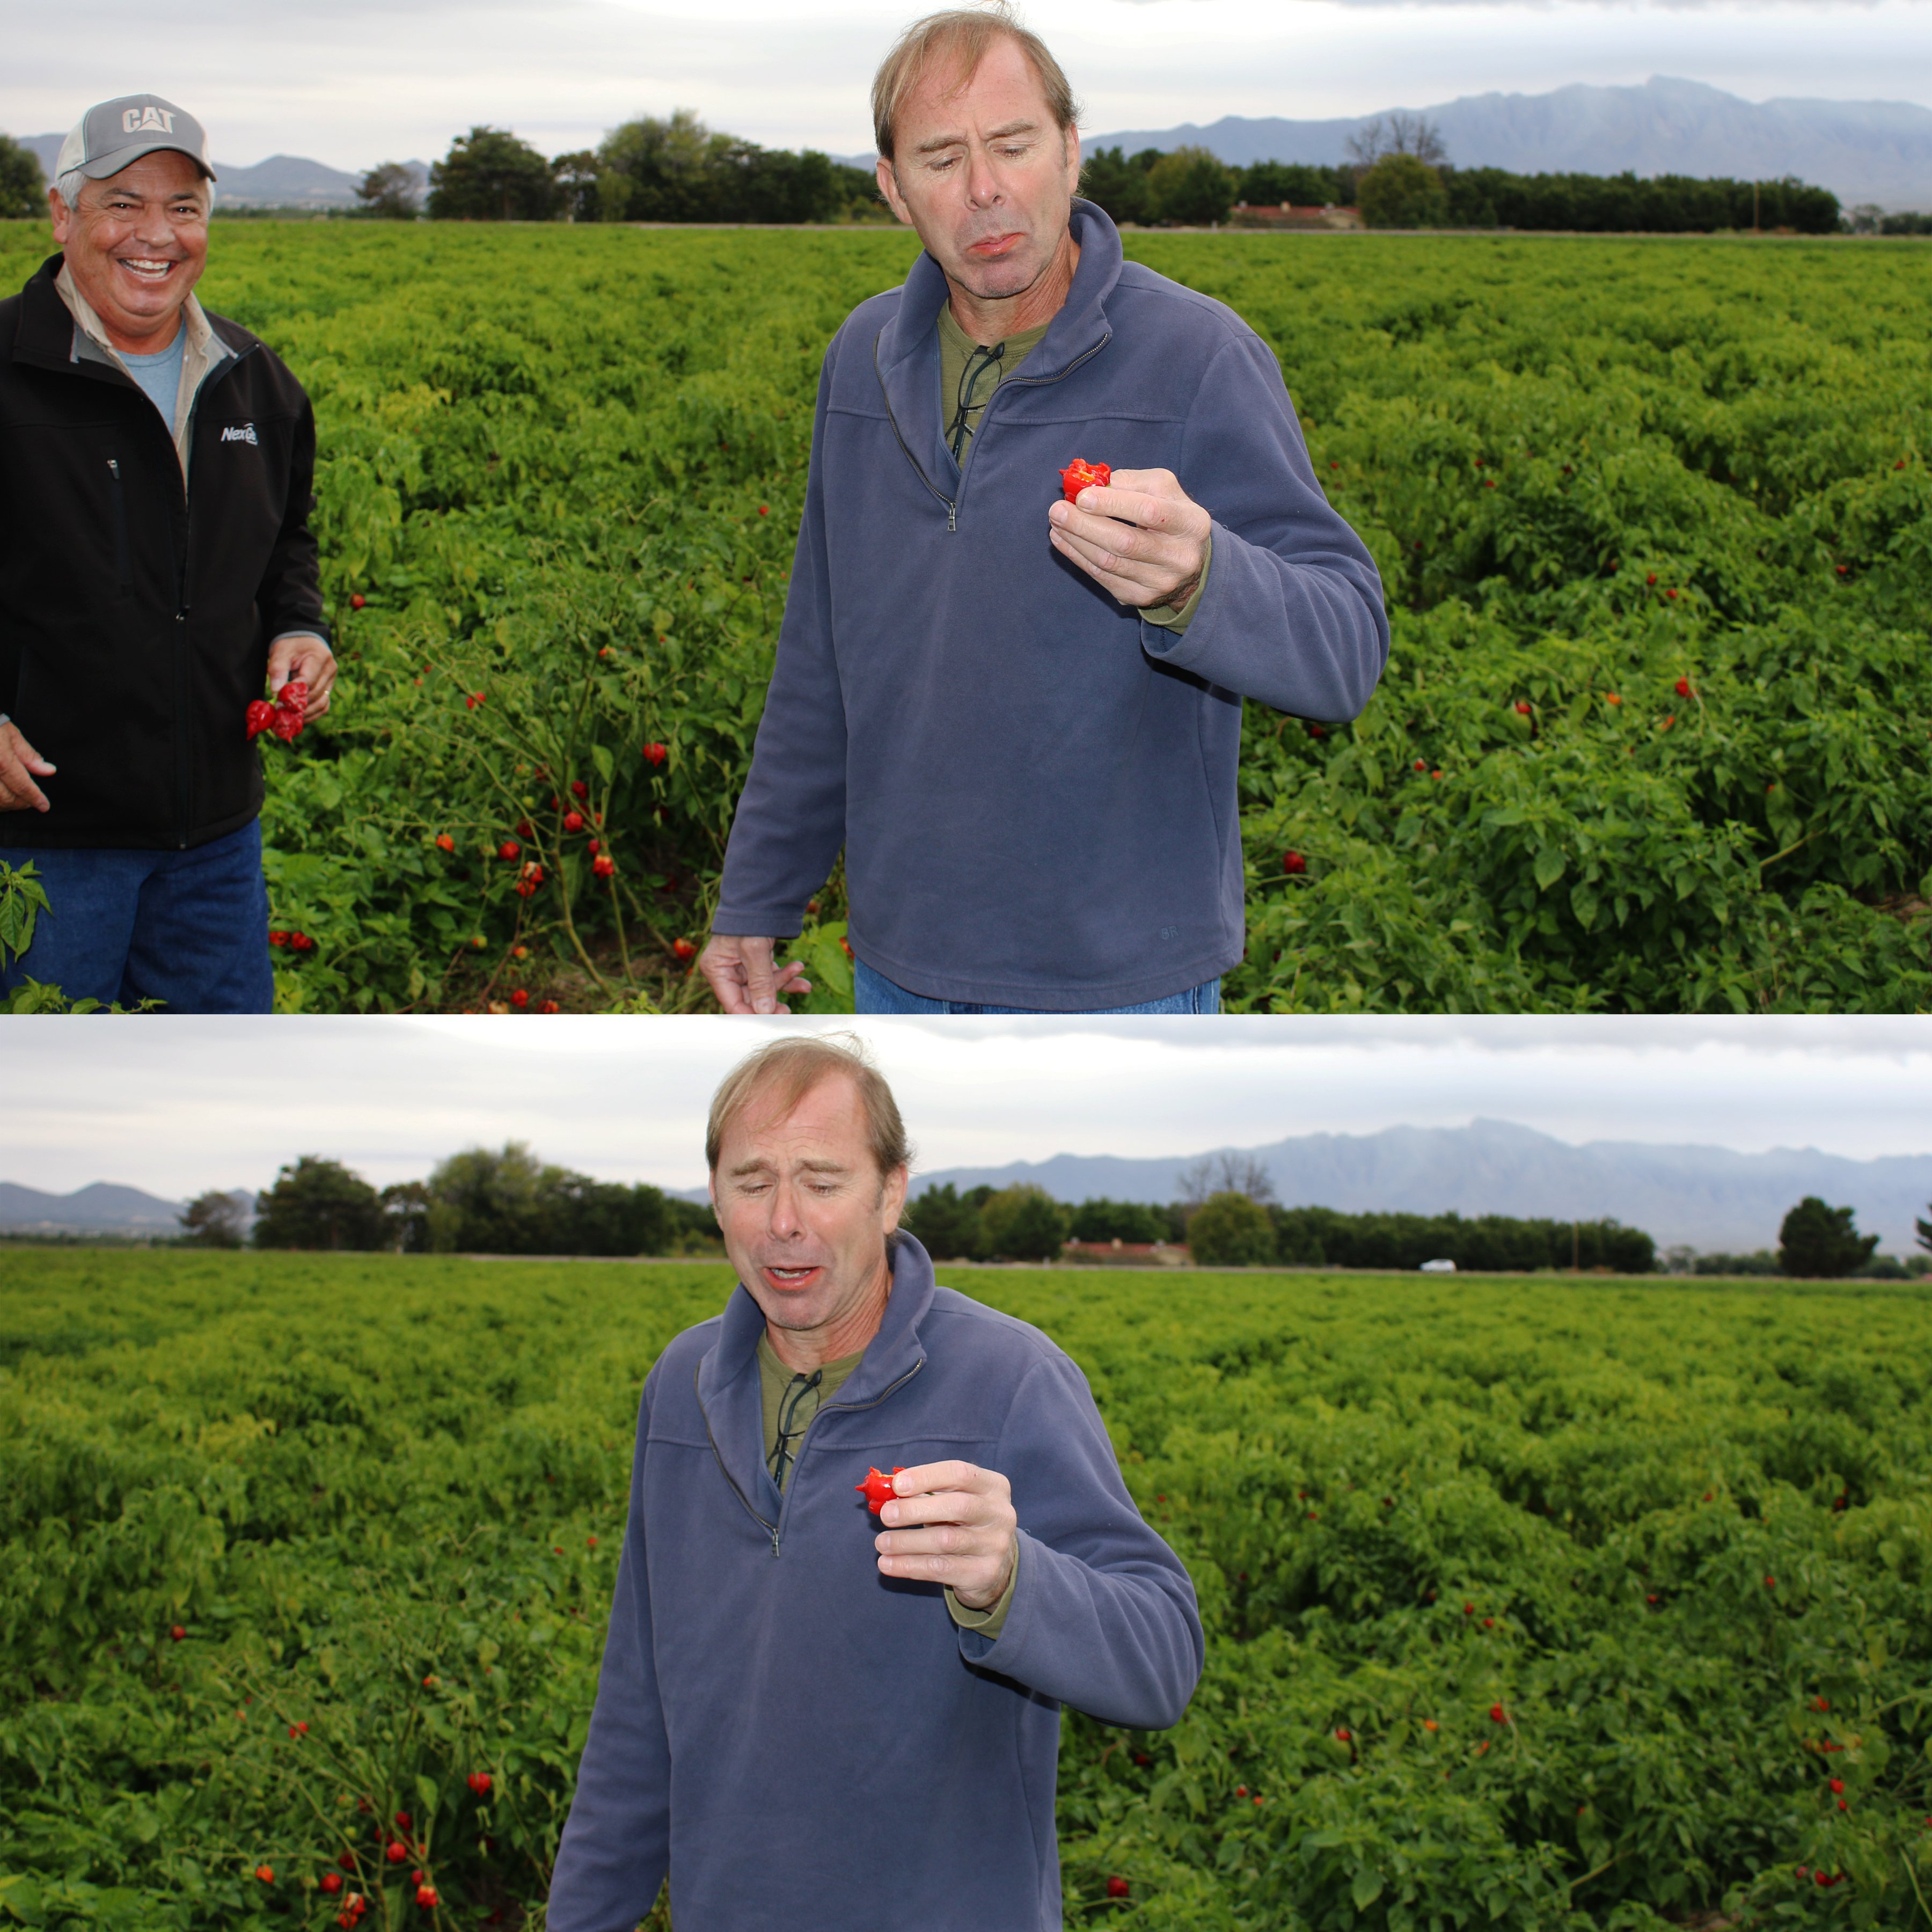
0,1015,1926,1201
4,1,1929,169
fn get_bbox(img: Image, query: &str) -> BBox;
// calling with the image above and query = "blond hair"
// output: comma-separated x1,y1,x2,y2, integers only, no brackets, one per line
872,3,1080,161
706,1034,913,1179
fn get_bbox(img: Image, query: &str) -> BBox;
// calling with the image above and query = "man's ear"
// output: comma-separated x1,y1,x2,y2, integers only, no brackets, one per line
880,1162,910,1235
875,157,913,227
48,187,72,244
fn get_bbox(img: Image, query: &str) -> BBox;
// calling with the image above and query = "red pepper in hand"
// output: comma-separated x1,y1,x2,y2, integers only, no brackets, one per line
857,1465,906,1513
248,678,309,743
245,699,277,740
1059,459,1110,503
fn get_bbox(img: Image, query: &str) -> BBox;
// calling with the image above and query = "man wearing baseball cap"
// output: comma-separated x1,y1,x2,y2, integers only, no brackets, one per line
0,94,333,1011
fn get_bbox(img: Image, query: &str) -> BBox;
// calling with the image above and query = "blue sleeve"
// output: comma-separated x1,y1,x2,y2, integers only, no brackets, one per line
710,340,848,939
1139,331,1389,721
957,1351,1204,1730
545,1375,671,1932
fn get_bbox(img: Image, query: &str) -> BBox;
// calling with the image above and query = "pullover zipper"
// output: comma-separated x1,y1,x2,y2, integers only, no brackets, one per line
695,1355,925,1556
874,325,1111,535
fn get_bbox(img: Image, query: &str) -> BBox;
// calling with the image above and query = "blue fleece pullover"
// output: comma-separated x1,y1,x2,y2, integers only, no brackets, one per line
712,200,1389,1009
546,1234,1203,1932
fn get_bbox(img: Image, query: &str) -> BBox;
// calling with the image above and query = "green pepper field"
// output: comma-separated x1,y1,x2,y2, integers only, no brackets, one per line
3,1250,1929,1929
1,221,1925,1013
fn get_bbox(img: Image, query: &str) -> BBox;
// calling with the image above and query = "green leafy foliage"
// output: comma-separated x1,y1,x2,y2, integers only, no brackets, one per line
0,223,1924,1011
1358,156,1450,231
1778,1198,1880,1279
5,1255,1932,1930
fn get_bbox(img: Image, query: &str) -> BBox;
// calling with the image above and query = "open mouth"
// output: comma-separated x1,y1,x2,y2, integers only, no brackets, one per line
116,257,180,284
762,1263,824,1291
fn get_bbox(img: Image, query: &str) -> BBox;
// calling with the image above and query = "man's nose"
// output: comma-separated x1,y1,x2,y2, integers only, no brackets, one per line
963,145,1003,208
766,1180,806,1236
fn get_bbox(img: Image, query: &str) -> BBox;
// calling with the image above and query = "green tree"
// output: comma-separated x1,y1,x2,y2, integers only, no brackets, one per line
1357,153,1450,229
551,150,600,223
1068,1197,1168,1244
253,1157,387,1252
428,127,562,221
355,162,420,219
902,1182,990,1261
979,1185,1067,1263
0,134,44,219
178,1190,246,1248
1187,1190,1277,1267
1234,160,1344,208
1915,1202,1931,1255
1078,145,1155,225
1145,147,1236,226
1778,1196,1879,1278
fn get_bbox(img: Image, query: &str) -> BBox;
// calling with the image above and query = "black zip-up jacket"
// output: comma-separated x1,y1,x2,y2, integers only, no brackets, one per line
0,254,329,850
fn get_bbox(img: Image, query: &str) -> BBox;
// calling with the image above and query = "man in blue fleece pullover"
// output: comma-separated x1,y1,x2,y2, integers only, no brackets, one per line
546,1035,1203,1932
699,4,1388,1016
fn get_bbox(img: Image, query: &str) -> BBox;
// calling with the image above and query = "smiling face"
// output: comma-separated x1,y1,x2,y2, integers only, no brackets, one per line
710,1071,909,1370
50,150,210,355
875,33,1082,335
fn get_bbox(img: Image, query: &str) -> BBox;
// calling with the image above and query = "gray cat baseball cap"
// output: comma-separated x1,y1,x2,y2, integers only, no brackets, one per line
56,96,216,182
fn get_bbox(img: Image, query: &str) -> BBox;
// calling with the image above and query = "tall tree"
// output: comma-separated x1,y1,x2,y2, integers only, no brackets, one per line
1358,154,1450,229
1145,147,1236,226
356,162,421,219
1915,1202,1931,1256
1179,1152,1276,1209
901,1182,990,1262
979,1185,1067,1263
179,1190,247,1249
0,134,44,219
1778,1197,1878,1278
1187,1191,1277,1267
1346,112,1447,169
428,127,562,221
254,1157,387,1252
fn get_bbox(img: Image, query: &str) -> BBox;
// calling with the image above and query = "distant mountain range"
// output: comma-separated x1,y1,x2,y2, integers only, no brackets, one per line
8,1125,1928,1255
909,1119,1932,1257
1084,77,1932,210
0,1180,189,1235
16,137,426,208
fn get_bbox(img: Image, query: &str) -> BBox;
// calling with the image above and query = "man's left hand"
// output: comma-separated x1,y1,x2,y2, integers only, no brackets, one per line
876,1459,1018,1609
266,634,337,722
1046,467,1211,612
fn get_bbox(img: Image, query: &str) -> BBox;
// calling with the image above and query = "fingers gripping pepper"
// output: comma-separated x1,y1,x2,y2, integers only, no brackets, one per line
857,1466,907,1513
1059,458,1110,502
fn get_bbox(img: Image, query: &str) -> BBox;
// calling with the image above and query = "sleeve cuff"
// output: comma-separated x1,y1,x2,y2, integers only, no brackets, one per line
946,1535,1019,1638
1140,529,1212,634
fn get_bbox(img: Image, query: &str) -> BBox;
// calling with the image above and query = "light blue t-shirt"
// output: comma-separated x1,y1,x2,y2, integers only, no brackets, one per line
120,328,186,430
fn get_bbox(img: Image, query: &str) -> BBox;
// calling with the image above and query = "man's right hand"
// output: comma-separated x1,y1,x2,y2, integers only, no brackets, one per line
698,933,813,1014
0,722,54,813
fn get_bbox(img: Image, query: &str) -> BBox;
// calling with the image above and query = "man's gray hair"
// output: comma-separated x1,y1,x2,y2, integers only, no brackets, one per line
872,2,1081,162
53,143,216,213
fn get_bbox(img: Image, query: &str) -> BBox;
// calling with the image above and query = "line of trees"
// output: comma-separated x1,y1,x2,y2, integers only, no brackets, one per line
1077,131,1844,236
901,1175,1660,1273
180,1145,718,1256
175,1155,1929,1283
389,116,881,225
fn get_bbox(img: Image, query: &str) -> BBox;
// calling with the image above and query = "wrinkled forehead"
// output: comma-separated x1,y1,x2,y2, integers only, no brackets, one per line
719,1068,872,1164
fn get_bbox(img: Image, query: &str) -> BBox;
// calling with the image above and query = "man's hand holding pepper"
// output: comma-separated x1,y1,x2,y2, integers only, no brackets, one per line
1046,467,1212,612
0,721,55,813
266,633,338,721
875,1459,1019,1609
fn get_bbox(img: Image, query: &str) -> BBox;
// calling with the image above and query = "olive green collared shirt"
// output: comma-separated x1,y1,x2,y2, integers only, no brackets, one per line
757,1331,1016,1636
936,302,1209,632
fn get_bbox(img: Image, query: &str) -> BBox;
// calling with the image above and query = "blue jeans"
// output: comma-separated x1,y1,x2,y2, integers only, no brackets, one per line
0,820,275,1013
854,957,1220,1015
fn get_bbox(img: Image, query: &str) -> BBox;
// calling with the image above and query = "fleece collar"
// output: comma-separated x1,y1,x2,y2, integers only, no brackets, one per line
694,1233,937,1519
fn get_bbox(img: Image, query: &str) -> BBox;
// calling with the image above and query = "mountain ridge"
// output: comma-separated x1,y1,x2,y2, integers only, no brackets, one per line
1084,76,1932,210
909,1119,1932,1256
